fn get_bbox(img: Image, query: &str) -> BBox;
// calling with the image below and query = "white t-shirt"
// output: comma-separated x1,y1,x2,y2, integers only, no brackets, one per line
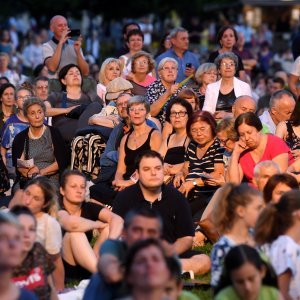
259,110,276,134
290,56,300,77
36,213,62,255
269,235,300,299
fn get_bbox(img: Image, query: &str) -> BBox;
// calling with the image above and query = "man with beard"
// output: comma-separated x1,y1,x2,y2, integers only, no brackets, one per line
113,150,211,275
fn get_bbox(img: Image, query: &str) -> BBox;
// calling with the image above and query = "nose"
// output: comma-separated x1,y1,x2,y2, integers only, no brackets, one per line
150,168,156,175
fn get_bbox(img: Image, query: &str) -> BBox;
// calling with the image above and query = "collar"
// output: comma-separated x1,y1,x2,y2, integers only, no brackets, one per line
51,36,68,45
136,183,164,203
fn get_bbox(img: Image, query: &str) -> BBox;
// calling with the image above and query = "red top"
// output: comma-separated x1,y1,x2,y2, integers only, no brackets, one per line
239,134,294,184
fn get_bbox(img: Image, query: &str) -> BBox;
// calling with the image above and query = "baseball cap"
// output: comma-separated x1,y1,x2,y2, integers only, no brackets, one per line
105,77,133,101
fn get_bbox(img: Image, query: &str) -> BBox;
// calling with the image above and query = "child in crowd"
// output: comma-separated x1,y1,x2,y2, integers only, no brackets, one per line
210,183,264,289
255,190,300,299
214,244,280,300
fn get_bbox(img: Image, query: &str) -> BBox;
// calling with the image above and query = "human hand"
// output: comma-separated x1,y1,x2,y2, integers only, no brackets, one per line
173,172,185,188
170,83,180,95
205,174,225,186
27,165,40,177
59,28,70,45
233,139,248,155
178,180,194,197
112,179,133,191
73,36,83,53
164,163,173,175
184,66,195,77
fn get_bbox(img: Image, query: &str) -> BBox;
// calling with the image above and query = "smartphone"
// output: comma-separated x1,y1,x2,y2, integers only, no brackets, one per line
186,63,192,68
69,29,81,38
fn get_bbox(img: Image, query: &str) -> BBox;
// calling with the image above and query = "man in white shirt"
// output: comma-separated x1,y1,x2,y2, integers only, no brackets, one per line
259,90,295,134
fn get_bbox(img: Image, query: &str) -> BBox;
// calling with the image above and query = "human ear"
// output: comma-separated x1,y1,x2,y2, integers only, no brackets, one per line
236,205,245,218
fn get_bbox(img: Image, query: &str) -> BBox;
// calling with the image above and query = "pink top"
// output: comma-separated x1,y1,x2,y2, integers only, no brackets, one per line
135,74,156,87
239,134,294,184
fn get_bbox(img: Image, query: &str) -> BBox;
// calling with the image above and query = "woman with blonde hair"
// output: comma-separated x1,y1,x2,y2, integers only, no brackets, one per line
97,58,122,101
194,62,217,109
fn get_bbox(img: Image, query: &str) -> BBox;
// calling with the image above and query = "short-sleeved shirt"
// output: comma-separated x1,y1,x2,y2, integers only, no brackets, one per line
269,235,300,299
12,243,55,300
146,79,185,125
61,201,104,242
290,55,300,77
185,139,224,194
43,38,84,79
210,235,236,287
113,183,194,243
36,213,62,255
215,285,279,300
239,134,293,184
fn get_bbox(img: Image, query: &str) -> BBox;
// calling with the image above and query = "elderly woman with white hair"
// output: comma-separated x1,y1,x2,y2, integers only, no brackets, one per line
97,58,122,102
146,57,185,125
194,62,218,109
202,52,252,120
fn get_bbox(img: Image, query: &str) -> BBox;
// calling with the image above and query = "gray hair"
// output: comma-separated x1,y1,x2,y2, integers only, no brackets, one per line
195,63,217,83
23,97,46,118
127,95,150,114
269,89,295,108
214,52,238,70
169,27,188,39
157,57,178,71
253,160,281,178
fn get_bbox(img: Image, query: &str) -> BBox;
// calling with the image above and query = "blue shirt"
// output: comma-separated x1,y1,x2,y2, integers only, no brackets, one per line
155,48,200,83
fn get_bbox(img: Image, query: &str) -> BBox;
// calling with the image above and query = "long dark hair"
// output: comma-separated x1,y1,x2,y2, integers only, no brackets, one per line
255,189,300,245
215,244,278,295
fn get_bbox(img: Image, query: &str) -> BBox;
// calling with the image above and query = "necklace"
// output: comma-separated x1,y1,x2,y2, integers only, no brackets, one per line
28,125,46,140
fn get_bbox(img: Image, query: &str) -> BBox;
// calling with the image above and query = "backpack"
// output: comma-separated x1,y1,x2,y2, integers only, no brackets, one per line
70,132,106,180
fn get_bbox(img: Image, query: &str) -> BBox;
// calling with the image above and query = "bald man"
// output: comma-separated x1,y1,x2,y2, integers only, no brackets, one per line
232,95,256,118
42,15,89,79
259,90,296,134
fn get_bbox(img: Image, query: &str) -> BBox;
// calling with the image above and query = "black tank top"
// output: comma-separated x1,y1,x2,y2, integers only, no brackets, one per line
216,89,236,112
124,128,156,179
164,134,188,165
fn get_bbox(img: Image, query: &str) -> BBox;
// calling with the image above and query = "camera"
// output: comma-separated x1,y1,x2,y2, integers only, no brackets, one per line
69,29,81,38
186,63,192,68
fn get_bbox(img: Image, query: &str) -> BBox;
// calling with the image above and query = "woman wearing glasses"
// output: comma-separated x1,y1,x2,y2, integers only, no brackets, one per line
112,96,162,191
208,25,245,79
129,51,156,96
147,57,185,125
174,111,225,219
159,98,193,179
202,52,252,120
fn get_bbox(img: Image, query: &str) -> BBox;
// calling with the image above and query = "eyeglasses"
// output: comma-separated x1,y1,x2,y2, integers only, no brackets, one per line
191,127,209,134
220,62,235,68
17,95,30,100
129,107,146,113
135,60,149,66
161,67,177,72
204,71,218,76
170,111,187,118
218,138,230,146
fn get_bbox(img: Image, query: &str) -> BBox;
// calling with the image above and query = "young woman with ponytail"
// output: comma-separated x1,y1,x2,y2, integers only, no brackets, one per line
210,183,264,289
255,190,300,300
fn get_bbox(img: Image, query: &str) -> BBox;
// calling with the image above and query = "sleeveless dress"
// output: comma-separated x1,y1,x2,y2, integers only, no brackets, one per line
164,134,188,165
124,128,156,179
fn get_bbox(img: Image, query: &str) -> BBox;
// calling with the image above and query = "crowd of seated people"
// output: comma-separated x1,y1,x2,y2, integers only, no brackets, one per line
1,14,300,300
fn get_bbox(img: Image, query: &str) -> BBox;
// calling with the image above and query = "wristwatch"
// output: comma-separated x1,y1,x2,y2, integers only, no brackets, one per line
193,179,197,186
